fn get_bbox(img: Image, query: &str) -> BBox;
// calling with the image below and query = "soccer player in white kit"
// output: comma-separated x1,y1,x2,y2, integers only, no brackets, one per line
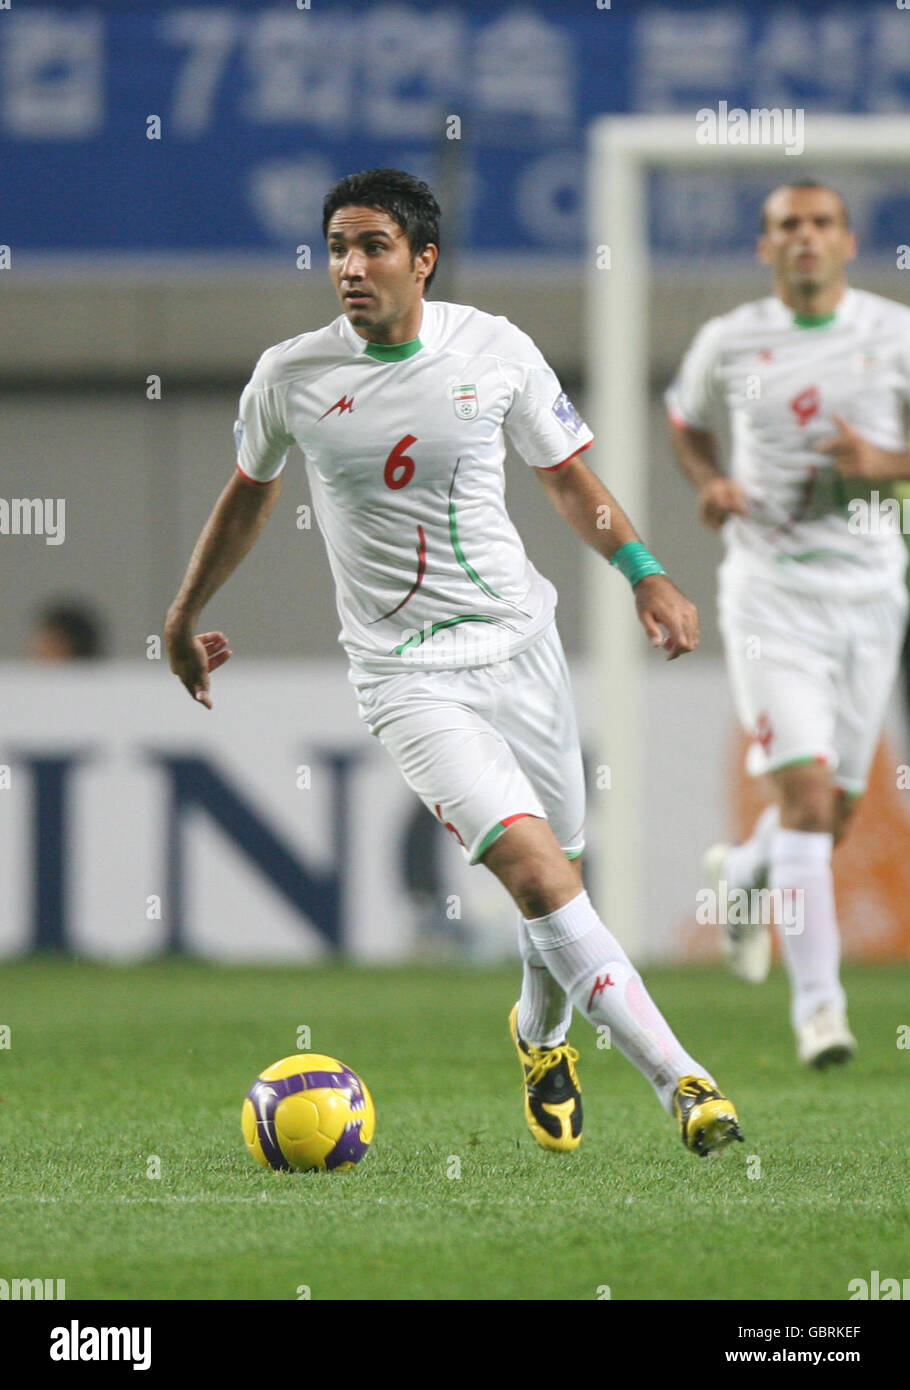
668,182,910,1068
166,169,742,1157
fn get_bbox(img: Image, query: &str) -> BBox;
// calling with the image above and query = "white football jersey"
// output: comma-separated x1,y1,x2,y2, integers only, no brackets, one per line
235,300,593,671
666,288,910,597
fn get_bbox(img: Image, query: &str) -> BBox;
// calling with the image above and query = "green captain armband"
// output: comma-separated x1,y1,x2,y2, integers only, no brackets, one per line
610,541,666,587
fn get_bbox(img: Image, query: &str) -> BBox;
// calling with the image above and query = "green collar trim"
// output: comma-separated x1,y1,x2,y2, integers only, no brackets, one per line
792,310,837,329
364,336,423,362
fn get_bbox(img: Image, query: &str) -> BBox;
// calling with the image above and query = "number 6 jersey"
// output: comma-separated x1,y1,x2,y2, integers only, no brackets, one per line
234,300,593,673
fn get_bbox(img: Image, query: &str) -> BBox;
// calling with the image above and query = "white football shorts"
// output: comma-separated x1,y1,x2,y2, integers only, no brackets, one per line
349,621,586,863
718,567,908,794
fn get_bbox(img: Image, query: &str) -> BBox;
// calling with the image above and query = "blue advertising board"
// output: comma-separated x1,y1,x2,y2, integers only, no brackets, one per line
3,1,910,259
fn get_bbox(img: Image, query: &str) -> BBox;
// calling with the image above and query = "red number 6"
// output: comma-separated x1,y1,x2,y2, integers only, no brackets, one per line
383,434,417,490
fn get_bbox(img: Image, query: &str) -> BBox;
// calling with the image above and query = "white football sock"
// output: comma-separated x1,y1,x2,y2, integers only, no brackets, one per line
516,913,573,1048
524,890,709,1113
768,828,845,1029
724,803,780,890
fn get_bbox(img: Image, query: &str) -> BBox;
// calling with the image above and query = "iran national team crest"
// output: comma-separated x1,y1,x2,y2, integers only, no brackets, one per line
450,383,479,420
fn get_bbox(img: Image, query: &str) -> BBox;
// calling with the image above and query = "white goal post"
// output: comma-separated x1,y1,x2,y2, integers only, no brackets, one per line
585,115,910,959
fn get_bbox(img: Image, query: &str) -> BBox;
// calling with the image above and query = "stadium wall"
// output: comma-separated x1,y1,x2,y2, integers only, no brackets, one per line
2,660,908,965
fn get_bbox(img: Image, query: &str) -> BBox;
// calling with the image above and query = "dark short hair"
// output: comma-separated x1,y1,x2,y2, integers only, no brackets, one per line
760,181,850,232
35,602,105,658
322,168,441,290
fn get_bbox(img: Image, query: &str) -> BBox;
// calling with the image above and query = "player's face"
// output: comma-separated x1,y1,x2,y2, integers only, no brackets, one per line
325,206,437,343
758,188,857,295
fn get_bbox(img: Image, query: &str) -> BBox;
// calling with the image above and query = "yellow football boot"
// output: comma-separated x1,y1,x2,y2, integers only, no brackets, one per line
509,1004,582,1152
673,1074,744,1157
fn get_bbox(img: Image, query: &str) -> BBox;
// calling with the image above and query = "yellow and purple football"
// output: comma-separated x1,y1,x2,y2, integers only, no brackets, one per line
241,1053,375,1172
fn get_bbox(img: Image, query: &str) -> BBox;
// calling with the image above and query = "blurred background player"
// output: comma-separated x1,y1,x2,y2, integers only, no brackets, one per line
165,168,742,1158
26,600,106,663
668,182,910,1068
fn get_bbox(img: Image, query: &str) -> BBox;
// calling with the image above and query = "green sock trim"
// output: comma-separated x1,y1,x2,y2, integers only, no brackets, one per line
774,755,827,769
564,849,583,861
364,337,423,362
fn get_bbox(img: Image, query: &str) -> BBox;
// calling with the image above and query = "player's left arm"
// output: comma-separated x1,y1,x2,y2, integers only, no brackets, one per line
815,413,910,479
537,454,699,660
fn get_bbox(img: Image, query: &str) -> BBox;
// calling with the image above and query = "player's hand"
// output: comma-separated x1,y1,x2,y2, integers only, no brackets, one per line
815,413,893,478
165,625,233,709
634,574,699,660
697,477,748,529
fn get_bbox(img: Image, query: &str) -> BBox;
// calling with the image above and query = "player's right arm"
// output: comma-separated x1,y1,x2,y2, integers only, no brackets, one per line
165,471,282,708
666,316,746,530
166,346,294,707
668,419,746,530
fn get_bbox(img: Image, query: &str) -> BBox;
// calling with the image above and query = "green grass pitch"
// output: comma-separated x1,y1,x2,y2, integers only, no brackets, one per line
1,958,908,1301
